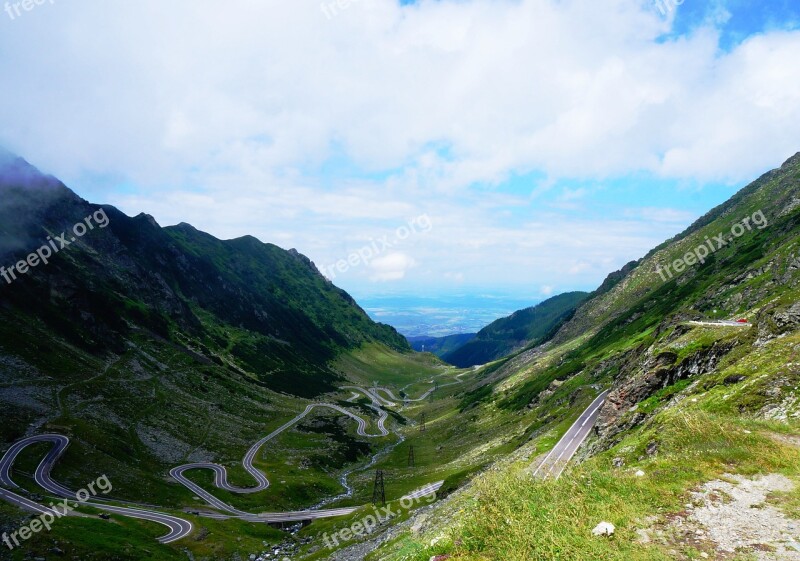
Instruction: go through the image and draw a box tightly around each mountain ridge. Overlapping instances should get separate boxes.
[370,154,800,561]
[0,152,409,397]
[442,291,589,367]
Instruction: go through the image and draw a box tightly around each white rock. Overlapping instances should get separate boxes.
[635,470,645,477]
[592,522,615,536]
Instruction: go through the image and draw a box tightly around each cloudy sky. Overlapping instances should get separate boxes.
[1,0,799,308]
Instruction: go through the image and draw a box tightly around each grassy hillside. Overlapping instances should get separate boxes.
[369,153,800,561]
[442,291,588,367]
[0,153,445,560]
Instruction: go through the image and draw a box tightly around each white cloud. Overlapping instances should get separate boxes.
[369,252,417,282]
[0,0,798,296]
[1,0,798,189]
[626,207,698,224]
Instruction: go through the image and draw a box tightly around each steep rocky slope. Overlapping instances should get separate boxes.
[368,153,800,561]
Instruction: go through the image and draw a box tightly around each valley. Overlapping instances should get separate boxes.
[1,152,800,561]
[3,2,800,559]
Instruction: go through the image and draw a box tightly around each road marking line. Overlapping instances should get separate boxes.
[534,391,608,479]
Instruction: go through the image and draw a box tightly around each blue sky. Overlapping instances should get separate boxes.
[1,0,799,329]
[668,0,800,49]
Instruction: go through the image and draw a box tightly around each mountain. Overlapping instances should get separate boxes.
[5,150,800,561]
[0,153,447,558]
[372,153,800,561]
[470,152,800,415]
[406,333,477,356]
[0,152,409,399]
[441,291,588,367]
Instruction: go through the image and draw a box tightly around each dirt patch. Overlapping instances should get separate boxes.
[768,432,800,449]
[662,474,800,560]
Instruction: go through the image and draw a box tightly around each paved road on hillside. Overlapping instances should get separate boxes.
[533,391,609,480]
[173,384,443,518]
[0,486,57,516]
[0,435,193,544]
[402,480,444,500]
[688,320,751,327]
[170,400,389,521]
[0,383,451,542]
[346,371,467,407]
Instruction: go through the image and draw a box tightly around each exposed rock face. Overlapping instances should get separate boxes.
[756,302,800,346]
[774,302,800,330]
[596,344,733,438]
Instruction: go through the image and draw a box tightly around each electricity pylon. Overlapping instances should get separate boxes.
[372,470,386,505]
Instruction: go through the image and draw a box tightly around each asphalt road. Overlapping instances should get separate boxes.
[0,434,193,544]
[170,399,389,521]
[171,384,447,520]
[347,371,466,407]
[0,486,56,516]
[402,481,444,500]
[688,320,752,327]
[0,382,453,542]
[533,390,609,480]
[341,385,398,407]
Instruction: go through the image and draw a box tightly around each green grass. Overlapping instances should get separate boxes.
[376,408,800,561]
[332,343,446,388]
[370,321,800,561]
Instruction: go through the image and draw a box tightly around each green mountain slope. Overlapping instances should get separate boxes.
[407,333,477,356]
[0,153,408,399]
[442,291,588,367]
[371,153,800,561]
[0,152,450,560]
[483,153,800,414]
[5,151,800,561]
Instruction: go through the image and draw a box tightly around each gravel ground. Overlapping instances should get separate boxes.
[672,473,800,560]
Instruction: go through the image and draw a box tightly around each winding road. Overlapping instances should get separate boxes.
[0,383,450,543]
[688,320,751,328]
[169,400,390,521]
[363,372,468,406]
[0,435,193,543]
